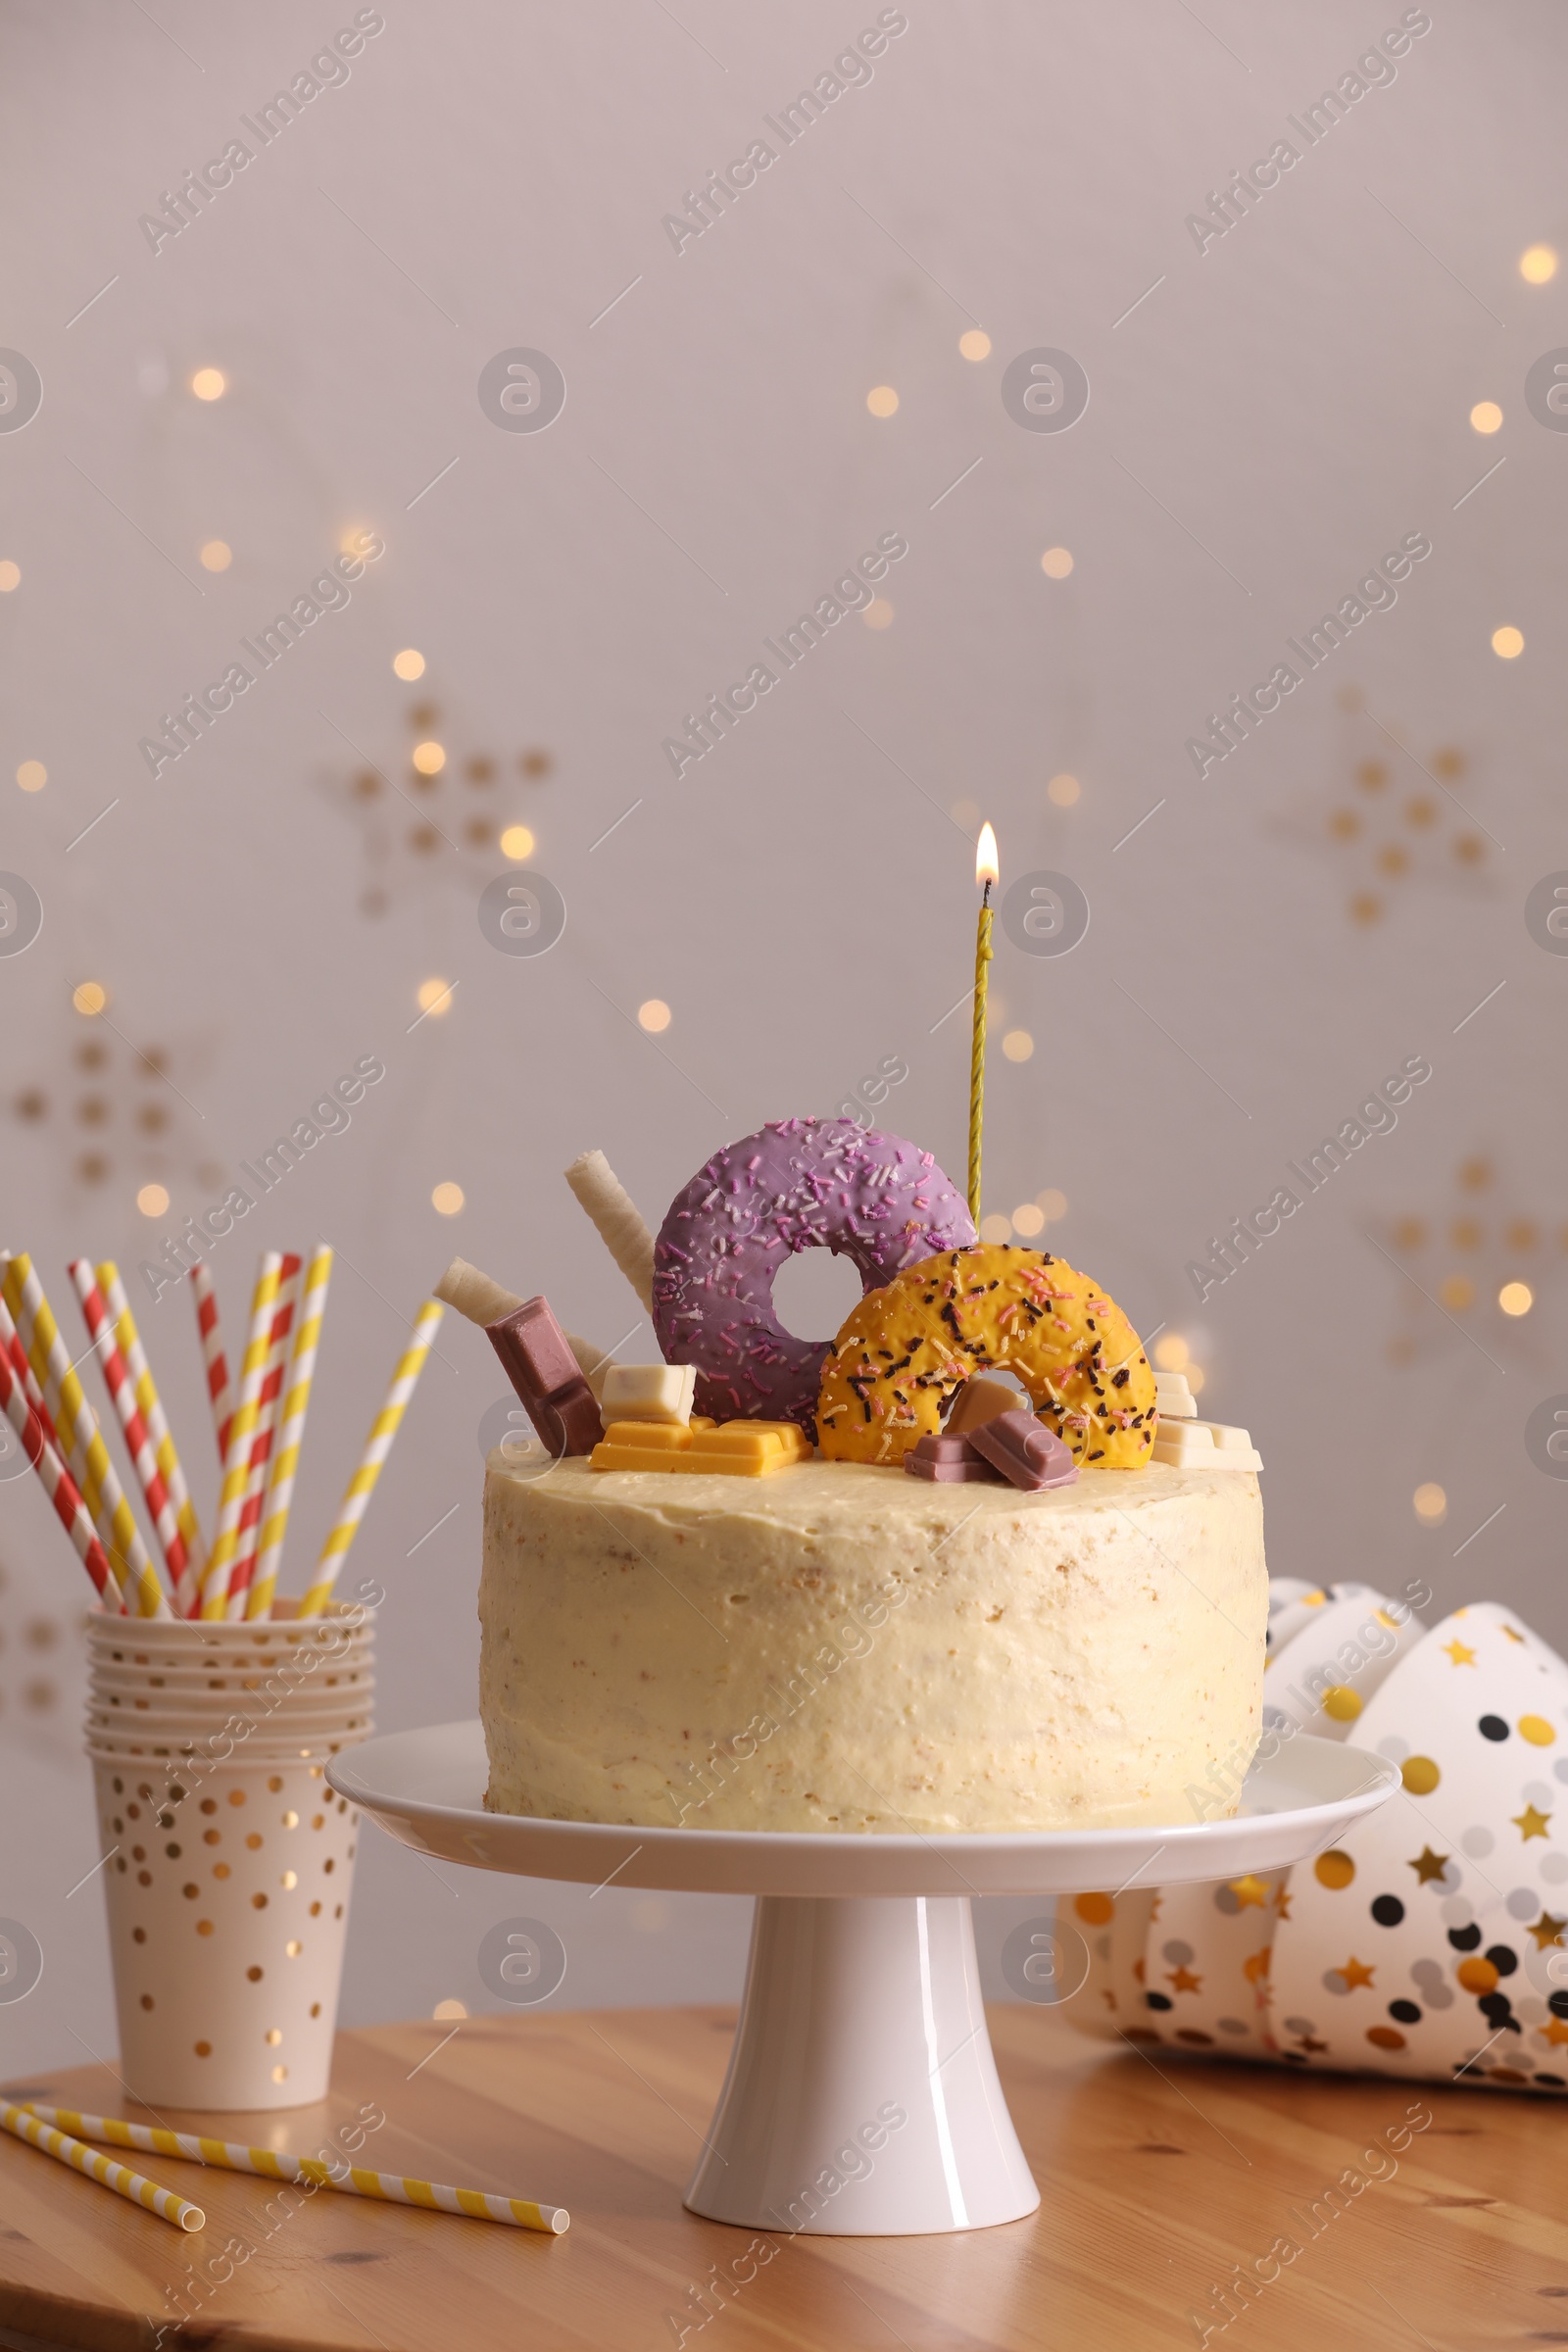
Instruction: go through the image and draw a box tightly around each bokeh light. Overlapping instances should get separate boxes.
[1469,401,1502,434]
[1040,547,1074,579]
[1413,1482,1447,1524]
[958,330,991,362]
[73,981,107,1015]
[1153,1336,1191,1372]
[412,740,446,774]
[1047,772,1080,807]
[199,540,231,571]
[136,1184,170,1218]
[863,600,894,629]
[1011,1202,1045,1237]
[431,1181,465,1215]
[1002,1029,1034,1062]
[393,649,425,681]
[638,999,671,1033]
[190,368,226,401]
[0,561,21,591]
[1520,244,1558,283]
[1492,626,1524,659]
[865,385,899,418]
[500,824,535,860]
[16,760,46,792]
[416,977,455,1017]
[979,1213,1012,1244]
[1498,1281,1533,1316]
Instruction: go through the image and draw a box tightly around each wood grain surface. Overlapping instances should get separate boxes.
[2,2007,1564,2350]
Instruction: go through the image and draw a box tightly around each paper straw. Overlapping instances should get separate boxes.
[297,1299,443,1618]
[71,1262,193,1607]
[0,1296,62,1454]
[564,1150,655,1309]
[1,2102,202,2231]
[19,2105,565,2234]
[189,1261,233,1465]
[247,1247,332,1621]
[0,1333,122,1610]
[198,1253,286,1620]
[224,1260,302,1619]
[97,1261,204,1607]
[1,1254,168,1618]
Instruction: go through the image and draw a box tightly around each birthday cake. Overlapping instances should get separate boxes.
[454,1118,1270,1836]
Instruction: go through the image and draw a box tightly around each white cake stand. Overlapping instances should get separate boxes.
[328,1725,1396,2238]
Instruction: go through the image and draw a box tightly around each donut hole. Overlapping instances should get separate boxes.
[941,1368,1031,1427]
[770,1246,866,1346]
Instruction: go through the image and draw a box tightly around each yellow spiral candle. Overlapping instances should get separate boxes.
[968,823,999,1227]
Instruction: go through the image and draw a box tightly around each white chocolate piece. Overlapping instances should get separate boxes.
[435,1257,522,1328]
[601,1362,696,1425]
[945,1375,1022,1435]
[564,1151,656,1311]
[1153,1372,1197,1420]
[1152,1418,1262,1473]
[434,1257,611,1401]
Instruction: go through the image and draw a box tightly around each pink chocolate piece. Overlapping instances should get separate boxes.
[904,1429,1004,1483]
[487,1296,604,1457]
[967,1409,1077,1492]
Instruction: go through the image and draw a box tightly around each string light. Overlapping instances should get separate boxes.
[637,1000,671,1033]
[412,741,446,774]
[1520,244,1558,284]
[416,978,455,1017]
[500,824,535,859]
[1469,402,1502,433]
[16,760,46,792]
[136,1184,170,1217]
[1040,547,1074,578]
[190,368,225,401]
[73,982,107,1015]
[393,649,425,681]
[958,330,991,361]
[1412,1482,1446,1523]
[431,1182,465,1215]
[1048,773,1080,807]
[865,386,899,418]
[199,541,231,571]
[1492,626,1524,659]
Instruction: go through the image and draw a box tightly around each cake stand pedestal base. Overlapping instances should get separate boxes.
[329,1720,1400,2240]
[685,1894,1036,2235]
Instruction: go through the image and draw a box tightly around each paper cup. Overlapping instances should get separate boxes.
[85,1603,374,2110]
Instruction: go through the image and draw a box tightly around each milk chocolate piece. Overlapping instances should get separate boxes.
[904,1430,1003,1483]
[967,1409,1077,1492]
[488,1295,604,1457]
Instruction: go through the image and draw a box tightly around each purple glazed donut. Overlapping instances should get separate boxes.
[652,1119,976,1435]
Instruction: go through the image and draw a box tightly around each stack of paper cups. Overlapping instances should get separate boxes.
[84,1602,374,2109]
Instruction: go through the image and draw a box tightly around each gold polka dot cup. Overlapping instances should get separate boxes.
[85,1603,373,2110]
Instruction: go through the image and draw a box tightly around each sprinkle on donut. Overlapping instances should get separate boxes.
[815,1243,1157,1468]
[652,1119,975,1434]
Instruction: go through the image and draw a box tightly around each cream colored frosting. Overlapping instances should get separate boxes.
[479,1455,1267,1835]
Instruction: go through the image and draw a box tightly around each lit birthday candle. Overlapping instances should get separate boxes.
[969,822,998,1227]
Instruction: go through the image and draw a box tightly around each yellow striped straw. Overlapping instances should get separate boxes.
[246,1245,332,1620]
[0,1254,168,1619]
[198,1252,283,1619]
[224,1257,301,1619]
[297,1298,443,1618]
[19,2104,565,2233]
[2,2102,203,2231]
[97,1260,206,1608]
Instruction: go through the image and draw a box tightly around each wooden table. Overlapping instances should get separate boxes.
[2,2008,1564,2350]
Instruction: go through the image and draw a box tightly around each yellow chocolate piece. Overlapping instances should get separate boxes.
[590,1420,695,1473]
[589,1415,810,1476]
[816,1244,1156,1470]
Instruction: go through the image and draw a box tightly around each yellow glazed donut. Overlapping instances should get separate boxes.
[816,1244,1156,1468]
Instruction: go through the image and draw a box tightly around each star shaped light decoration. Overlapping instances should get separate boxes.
[1380,1155,1560,1369]
[319,675,556,919]
[1407,1847,1450,1885]
[1512,1805,1551,1841]
[8,996,221,1210]
[1272,693,1496,929]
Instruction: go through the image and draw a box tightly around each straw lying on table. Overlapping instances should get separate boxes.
[1,2103,203,2231]
[4,1239,439,1622]
[18,2106,566,2233]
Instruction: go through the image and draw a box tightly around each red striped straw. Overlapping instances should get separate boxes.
[97,1262,204,1616]
[0,1328,122,1610]
[222,1258,301,1619]
[69,1263,193,1605]
[0,1298,62,1457]
[189,1263,233,1465]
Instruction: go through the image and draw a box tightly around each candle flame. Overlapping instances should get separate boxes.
[975,822,999,890]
